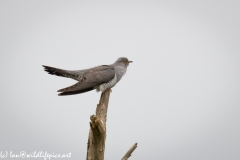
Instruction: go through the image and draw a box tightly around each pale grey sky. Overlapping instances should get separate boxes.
[0,0,240,160]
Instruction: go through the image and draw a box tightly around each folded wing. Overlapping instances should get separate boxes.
[58,65,115,96]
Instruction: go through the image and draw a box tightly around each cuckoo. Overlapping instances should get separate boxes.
[43,57,132,96]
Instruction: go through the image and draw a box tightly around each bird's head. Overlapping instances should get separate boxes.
[115,57,133,67]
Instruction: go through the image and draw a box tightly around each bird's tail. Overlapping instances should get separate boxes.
[42,65,79,79]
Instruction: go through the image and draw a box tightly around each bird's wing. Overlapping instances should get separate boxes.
[43,65,86,81]
[58,65,115,96]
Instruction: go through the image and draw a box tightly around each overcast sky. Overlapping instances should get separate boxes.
[0,0,240,160]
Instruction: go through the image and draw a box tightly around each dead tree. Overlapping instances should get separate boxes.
[86,89,137,160]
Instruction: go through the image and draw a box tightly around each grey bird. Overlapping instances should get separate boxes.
[43,57,132,96]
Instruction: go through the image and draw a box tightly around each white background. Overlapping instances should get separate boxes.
[0,0,240,159]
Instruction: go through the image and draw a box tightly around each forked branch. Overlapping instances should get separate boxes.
[86,89,138,160]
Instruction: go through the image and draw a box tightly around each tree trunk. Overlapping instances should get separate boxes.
[86,89,111,160]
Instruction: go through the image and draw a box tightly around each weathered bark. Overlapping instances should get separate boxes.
[86,89,111,160]
[121,143,138,160]
[86,89,137,160]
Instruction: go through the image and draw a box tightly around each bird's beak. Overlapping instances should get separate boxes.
[128,61,133,63]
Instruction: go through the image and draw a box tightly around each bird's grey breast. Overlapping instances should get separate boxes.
[114,65,127,82]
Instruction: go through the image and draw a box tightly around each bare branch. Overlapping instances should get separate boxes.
[121,143,138,160]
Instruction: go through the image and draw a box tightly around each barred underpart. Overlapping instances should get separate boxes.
[96,74,118,92]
